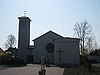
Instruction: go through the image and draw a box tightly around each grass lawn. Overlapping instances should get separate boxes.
[63,63,100,75]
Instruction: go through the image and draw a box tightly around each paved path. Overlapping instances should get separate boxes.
[0,64,64,75]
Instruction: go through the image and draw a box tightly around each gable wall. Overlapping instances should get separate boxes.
[33,32,62,64]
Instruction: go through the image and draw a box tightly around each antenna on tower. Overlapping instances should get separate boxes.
[24,11,26,16]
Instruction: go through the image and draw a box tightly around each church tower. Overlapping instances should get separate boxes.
[18,15,31,63]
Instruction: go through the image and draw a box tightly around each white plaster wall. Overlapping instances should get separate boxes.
[54,38,80,66]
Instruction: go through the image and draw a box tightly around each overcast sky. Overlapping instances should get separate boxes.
[0,0,100,50]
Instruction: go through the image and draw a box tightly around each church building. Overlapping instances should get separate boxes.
[17,15,80,67]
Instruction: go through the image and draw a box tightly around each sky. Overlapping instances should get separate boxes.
[0,0,100,50]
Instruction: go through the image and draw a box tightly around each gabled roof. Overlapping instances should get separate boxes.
[33,30,63,41]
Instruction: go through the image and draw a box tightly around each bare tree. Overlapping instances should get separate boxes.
[86,35,94,53]
[74,20,94,54]
[4,34,16,49]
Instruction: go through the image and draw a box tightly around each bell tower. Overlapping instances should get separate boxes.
[18,14,31,63]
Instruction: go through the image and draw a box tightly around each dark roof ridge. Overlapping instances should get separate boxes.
[54,37,80,40]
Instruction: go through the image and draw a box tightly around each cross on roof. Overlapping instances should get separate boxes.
[24,11,26,16]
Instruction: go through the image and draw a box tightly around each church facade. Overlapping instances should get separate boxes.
[33,31,63,64]
[32,31,80,66]
[17,16,80,67]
